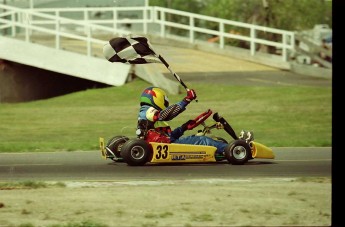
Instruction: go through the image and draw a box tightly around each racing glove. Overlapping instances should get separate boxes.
[181,120,197,131]
[183,89,197,103]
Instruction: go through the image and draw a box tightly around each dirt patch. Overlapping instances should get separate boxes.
[0,178,331,227]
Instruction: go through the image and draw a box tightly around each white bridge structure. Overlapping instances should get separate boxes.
[0,3,296,97]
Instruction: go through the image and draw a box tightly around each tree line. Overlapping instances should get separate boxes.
[149,0,332,31]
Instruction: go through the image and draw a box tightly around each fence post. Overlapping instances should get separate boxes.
[282,33,287,61]
[250,26,256,56]
[24,12,30,42]
[160,9,165,37]
[11,11,16,37]
[83,10,89,35]
[113,8,117,34]
[55,11,60,50]
[86,25,91,56]
[219,21,224,49]
[189,15,194,43]
[143,7,147,34]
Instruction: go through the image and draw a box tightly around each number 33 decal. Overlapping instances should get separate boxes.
[156,145,168,159]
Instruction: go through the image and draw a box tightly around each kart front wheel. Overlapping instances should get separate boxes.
[225,140,252,165]
[121,139,151,166]
[106,136,129,162]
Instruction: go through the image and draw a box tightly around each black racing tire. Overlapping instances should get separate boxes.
[106,136,129,162]
[120,139,151,166]
[224,140,252,165]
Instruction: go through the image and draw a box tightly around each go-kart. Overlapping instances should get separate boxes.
[99,109,275,166]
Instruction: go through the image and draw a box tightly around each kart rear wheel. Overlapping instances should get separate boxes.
[106,136,129,162]
[225,140,252,165]
[121,139,151,166]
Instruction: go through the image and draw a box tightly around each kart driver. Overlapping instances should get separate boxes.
[136,86,228,156]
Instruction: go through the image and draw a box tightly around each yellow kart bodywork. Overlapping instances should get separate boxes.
[149,142,217,163]
[249,141,275,159]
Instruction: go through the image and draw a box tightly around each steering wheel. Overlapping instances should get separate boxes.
[187,109,212,130]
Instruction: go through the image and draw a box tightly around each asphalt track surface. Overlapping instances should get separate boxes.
[0,147,331,182]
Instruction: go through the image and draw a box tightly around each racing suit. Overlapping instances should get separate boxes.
[136,100,228,155]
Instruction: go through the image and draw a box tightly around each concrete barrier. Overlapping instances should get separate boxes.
[0,37,130,86]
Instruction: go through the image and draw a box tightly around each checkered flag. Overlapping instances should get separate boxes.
[103,35,191,92]
[103,35,161,64]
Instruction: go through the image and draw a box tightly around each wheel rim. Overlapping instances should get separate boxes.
[130,145,146,160]
[233,145,247,160]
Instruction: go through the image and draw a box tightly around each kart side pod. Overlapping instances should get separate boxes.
[249,141,275,159]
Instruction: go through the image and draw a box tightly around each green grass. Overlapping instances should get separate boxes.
[0,78,331,152]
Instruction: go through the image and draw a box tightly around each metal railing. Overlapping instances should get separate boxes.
[0,4,131,57]
[0,3,295,61]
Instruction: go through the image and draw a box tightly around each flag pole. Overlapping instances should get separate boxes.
[156,55,188,90]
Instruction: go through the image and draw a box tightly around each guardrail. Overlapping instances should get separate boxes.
[153,7,295,61]
[0,3,295,62]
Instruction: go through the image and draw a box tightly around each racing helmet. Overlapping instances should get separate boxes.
[140,87,169,110]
